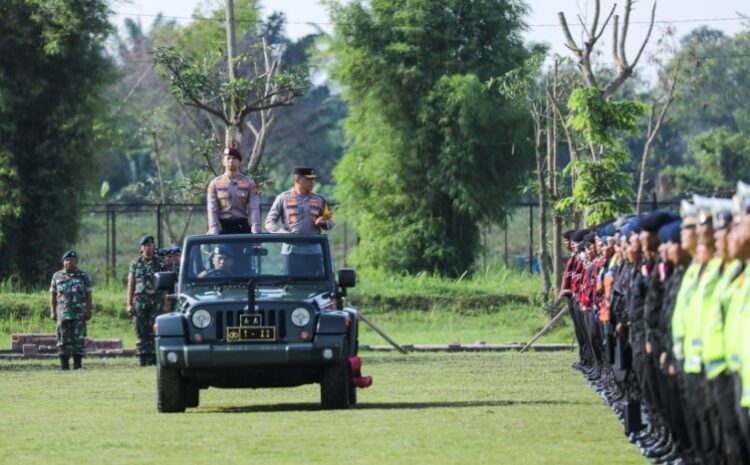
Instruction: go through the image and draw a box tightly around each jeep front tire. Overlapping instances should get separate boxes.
[157,364,186,413]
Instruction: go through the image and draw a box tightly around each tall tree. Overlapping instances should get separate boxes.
[327,0,532,276]
[0,0,112,285]
[153,0,309,175]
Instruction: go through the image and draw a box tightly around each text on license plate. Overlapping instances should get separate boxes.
[226,326,276,342]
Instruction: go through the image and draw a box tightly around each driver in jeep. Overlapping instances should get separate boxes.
[198,246,234,278]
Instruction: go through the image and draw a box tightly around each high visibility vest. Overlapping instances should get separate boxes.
[683,258,723,374]
[724,265,750,372]
[702,259,742,379]
[671,262,701,364]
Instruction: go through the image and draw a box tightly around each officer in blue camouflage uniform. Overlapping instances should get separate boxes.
[127,235,166,366]
[207,147,261,235]
[49,250,93,370]
[265,166,333,276]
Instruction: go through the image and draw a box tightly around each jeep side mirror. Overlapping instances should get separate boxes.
[338,268,356,289]
[154,272,177,290]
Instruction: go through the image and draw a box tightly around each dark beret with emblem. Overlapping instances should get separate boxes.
[61,250,77,262]
[293,166,317,179]
[139,235,155,246]
[223,147,242,161]
[211,245,233,257]
[639,211,679,234]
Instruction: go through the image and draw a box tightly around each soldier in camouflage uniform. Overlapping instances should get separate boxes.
[49,250,93,370]
[127,235,166,366]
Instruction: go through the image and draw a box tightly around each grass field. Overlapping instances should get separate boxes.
[0,352,644,465]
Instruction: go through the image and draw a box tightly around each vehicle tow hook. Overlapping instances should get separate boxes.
[348,356,373,388]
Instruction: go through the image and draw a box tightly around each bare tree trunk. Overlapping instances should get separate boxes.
[533,115,551,298]
[225,0,241,148]
[636,61,680,213]
[151,131,180,245]
[549,61,563,292]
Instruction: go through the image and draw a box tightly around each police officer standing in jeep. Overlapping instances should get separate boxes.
[265,166,333,276]
[265,166,333,235]
[206,147,261,235]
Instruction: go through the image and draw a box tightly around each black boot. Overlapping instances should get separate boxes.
[138,354,148,367]
[59,355,70,371]
[73,355,83,370]
[148,354,157,366]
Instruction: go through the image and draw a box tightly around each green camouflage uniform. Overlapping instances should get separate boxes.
[129,255,165,355]
[50,269,93,356]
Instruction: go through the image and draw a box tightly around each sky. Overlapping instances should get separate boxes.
[108,0,749,80]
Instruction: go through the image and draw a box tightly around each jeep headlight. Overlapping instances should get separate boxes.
[191,309,212,329]
[291,307,311,327]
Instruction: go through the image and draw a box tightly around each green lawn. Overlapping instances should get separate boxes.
[0,352,643,465]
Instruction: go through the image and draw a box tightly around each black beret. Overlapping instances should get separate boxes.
[571,229,592,243]
[639,211,679,233]
[139,235,155,246]
[61,250,77,262]
[562,229,576,240]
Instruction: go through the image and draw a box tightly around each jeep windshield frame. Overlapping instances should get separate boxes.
[179,234,334,288]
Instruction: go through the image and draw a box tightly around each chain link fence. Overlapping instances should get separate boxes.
[74,197,681,284]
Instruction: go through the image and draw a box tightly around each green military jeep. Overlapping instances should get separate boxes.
[153,234,371,413]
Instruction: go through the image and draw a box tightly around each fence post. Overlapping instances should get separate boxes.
[651,192,658,212]
[111,209,117,280]
[343,221,348,268]
[504,211,508,267]
[105,204,110,285]
[528,205,534,274]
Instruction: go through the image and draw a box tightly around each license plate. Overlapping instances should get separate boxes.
[226,326,275,342]
[240,314,262,327]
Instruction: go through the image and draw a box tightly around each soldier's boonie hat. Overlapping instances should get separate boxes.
[658,220,681,244]
[693,195,713,225]
[61,250,77,262]
[640,211,679,234]
[223,147,242,161]
[711,198,734,230]
[139,235,155,246]
[680,200,698,228]
[293,166,317,179]
[211,245,233,257]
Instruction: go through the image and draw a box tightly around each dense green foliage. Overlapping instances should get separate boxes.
[558,88,646,223]
[327,0,532,276]
[655,26,750,196]
[0,0,112,286]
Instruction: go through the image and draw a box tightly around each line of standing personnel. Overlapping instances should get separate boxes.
[562,182,750,465]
